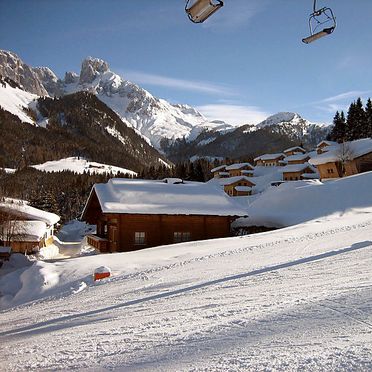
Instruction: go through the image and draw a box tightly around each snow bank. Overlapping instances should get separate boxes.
[235,171,372,228]
[57,219,96,243]
[0,260,59,308]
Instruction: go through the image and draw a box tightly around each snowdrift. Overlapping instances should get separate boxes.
[235,171,372,228]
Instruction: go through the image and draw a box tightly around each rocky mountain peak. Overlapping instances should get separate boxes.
[79,57,109,85]
[33,66,59,96]
[64,71,79,84]
[0,49,48,96]
[257,112,299,128]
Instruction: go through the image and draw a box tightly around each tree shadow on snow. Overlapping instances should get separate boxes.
[1,241,371,339]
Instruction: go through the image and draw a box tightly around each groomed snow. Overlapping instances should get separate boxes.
[32,157,137,176]
[0,197,371,370]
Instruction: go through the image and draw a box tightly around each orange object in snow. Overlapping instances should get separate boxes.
[94,272,111,281]
[94,266,111,281]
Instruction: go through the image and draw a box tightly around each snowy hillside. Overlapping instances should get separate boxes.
[1,173,372,370]
[61,57,234,148]
[0,78,37,124]
[32,157,137,176]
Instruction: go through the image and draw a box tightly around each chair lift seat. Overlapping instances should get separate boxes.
[302,1,336,44]
[185,0,224,23]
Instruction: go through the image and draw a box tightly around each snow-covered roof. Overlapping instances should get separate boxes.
[254,153,284,161]
[210,165,226,173]
[218,176,255,186]
[284,153,310,162]
[283,146,306,154]
[310,139,372,166]
[234,186,252,192]
[241,170,254,174]
[218,171,230,176]
[0,199,60,226]
[0,220,47,242]
[225,162,254,171]
[89,179,247,217]
[317,140,337,148]
[281,163,315,173]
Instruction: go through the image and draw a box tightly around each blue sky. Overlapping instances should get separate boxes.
[1,0,372,125]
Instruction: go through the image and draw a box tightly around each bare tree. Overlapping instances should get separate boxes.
[0,200,28,248]
[336,142,355,177]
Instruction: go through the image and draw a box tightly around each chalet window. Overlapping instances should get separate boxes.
[327,169,334,174]
[134,232,146,245]
[174,232,191,243]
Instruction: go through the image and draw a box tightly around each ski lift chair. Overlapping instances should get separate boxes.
[185,0,224,23]
[302,0,336,44]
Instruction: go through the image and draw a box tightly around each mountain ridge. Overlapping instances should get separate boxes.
[0,49,329,159]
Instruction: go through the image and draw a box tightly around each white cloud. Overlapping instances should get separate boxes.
[314,90,372,114]
[321,91,372,104]
[122,71,234,96]
[196,104,269,126]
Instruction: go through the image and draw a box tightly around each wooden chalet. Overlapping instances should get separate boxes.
[254,153,285,167]
[310,139,372,179]
[218,176,256,197]
[82,178,246,253]
[283,146,306,157]
[0,200,59,254]
[210,165,227,178]
[316,140,337,155]
[281,163,317,181]
[284,153,310,165]
[225,163,254,177]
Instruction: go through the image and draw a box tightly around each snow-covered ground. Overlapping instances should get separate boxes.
[32,157,137,176]
[0,80,37,124]
[1,173,372,370]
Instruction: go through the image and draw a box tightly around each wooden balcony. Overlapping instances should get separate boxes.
[87,235,109,253]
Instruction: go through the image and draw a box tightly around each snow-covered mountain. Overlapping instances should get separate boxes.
[0,50,328,154]
[59,56,234,148]
[256,112,328,141]
[0,50,234,149]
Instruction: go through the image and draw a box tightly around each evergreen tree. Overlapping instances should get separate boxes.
[328,111,346,143]
[346,98,366,141]
[365,98,372,138]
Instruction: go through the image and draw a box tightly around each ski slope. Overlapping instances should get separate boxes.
[1,210,372,370]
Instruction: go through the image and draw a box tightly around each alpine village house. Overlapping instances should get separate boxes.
[0,199,60,255]
[82,178,246,253]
